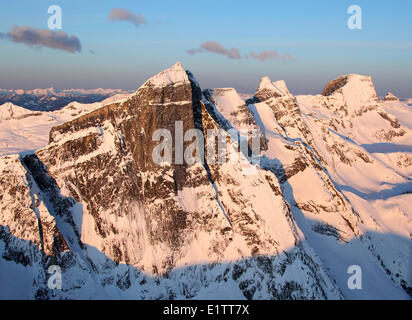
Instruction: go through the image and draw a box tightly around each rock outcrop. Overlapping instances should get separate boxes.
[384,92,400,102]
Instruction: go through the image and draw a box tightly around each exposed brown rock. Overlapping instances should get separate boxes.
[322,76,348,96]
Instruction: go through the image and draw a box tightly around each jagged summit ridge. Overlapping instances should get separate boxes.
[256,76,284,101]
[256,76,290,97]
[245,76,291,105]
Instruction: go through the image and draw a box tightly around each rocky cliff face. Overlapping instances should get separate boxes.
[0,63,411,299]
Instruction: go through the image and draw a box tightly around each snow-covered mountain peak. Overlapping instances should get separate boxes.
[322,74,378,115]
[139,61,189,90]
[272,80,291,96]
[0,102,38,121]
[384,92,400,102]
[31,87,57,96]
[127,62,195,109]
[208,87,243,103]
[250,76,290,103]
[257,77,290,95]
[258,76,274,91]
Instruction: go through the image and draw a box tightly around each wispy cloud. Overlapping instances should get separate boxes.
[250,50,295,62]
[0,26,81,53]
[108,8,147,27]
[187,41,243,60]
[187,41,295,62]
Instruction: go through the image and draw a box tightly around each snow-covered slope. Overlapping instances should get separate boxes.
[0,64,410,300]
[0,95,130,156]
[293,75,412,298]
[0,102,41,121]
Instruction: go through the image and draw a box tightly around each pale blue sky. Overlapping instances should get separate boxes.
[0,0,411,97]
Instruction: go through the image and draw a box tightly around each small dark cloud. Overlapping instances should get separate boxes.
[108,8,147,27]
[187,41,243,60]
[0,25,81,53]
[250,50,295,62]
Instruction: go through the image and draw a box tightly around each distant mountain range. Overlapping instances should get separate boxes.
[0,88,130,111]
